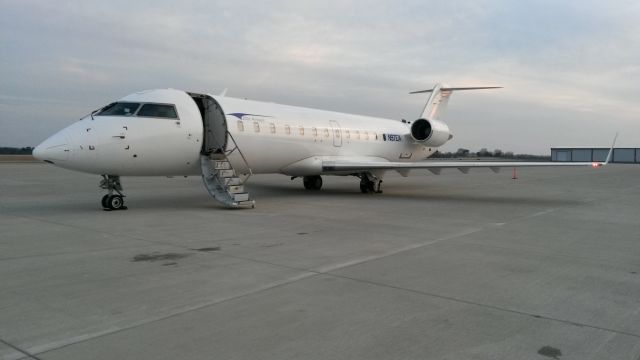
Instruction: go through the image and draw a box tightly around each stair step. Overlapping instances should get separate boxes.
[233,193,250,202]
[236,200,255,208]
[223,177,243,186]
[227,185,244,193]
[214,161,232,170]
[218,169,235,178]
[209,153,226,160]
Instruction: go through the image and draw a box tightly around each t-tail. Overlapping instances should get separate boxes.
[408,84,502,147]
[410,84,503,120]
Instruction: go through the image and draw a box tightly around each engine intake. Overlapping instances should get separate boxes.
[410,118,451,147]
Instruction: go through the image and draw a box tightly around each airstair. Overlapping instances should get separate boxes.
[200,131,255,208]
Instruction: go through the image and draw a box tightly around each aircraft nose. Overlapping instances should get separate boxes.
[33,129,71,163]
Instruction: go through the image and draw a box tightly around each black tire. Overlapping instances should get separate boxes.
[311,176,322,190]
[303,176,313,190]
[360,178,374,193]
[360,182,369,193]
[303,176,322,190]
[108,195,124,210]
[101,194,109,208]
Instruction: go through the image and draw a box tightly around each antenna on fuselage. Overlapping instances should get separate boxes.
[219,88,228,97]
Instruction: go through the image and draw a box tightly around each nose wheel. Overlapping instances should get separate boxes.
[99,175,127,210]
[101,194,125,210]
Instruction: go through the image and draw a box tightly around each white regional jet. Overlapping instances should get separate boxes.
[33,84,612,210]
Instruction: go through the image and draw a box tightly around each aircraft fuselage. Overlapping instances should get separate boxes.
[34,89,435,177]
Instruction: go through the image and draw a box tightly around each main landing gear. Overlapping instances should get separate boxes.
[359,173,383,194]
[296,174,382,193]
[99,175,127,211]
[303,175,323,190]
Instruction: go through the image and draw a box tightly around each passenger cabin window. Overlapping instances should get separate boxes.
[137,104,178,119]
[364,131,369,140]
[285,125,291,135]
[324,129,330,138]
[97,102,140,116]
[299,126,304,136]
[354,130,360,140]
[237,121,244,132]
[253,121,260,132]
[345,130,350,139]
[269,123,276,134]
[312,128,318,137]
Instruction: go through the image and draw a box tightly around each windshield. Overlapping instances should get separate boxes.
[137,104,178,119]
[97,102,141,116]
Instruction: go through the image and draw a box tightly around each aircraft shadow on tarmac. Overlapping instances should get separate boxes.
[4,182,581,213]
[245,182,582,207]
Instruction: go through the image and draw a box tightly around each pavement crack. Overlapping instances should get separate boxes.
[22,227,483,358]
[0,337,43,360]
[323,272,640,340]
[28,271,317,357]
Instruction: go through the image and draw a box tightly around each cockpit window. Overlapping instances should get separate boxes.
[94,102,178,119]
[97,102,141,116]
[137,104,178,119]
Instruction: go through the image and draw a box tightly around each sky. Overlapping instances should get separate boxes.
[1,0,638,154]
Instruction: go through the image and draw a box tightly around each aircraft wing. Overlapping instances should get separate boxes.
[323,135,616,175]
[322,158,605,175]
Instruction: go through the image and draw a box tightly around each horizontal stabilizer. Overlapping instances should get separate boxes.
[411,83,502,120]
[409,86,502,94]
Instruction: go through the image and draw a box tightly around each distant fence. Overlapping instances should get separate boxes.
[551,148,639,163]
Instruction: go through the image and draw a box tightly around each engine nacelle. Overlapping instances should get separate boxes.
[410,118,451,147]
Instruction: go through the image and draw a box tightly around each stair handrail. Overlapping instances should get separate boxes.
[225,130,253,177]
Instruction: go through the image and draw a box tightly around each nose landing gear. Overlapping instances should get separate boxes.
[100,175,127,210]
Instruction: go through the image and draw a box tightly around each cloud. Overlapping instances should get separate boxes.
[0,0,638,152]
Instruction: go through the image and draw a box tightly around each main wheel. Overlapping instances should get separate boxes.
[360,178,374,193]
[107,195,124,210]
[360,182,369,193]
[101,194,109,208]
[303,176,323,190]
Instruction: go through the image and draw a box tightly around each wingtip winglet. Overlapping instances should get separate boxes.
[603,132,619,165]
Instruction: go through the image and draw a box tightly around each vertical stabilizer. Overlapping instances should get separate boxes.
[420,83,450,120]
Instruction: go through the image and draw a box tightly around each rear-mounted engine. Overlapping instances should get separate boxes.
[410,118,452,147]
